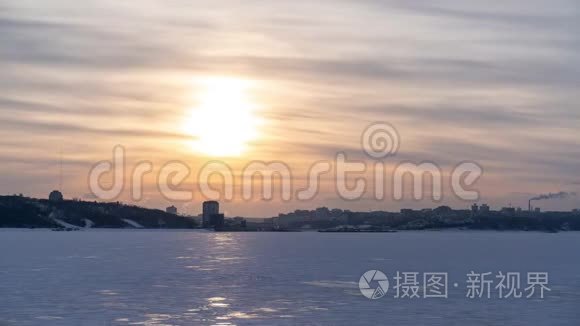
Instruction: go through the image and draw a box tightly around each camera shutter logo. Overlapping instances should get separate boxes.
[359,270,390,299]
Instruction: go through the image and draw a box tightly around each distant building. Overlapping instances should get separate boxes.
[330,208,344,217]
[501,207,516,216]
[166,205,177,215]
[315,207,331,220]
[49,190,63,202]
[471,203,479,214]
[434,206,453,215]
[203,201,219,228]
[400,209,420,220]
[535,207,541,213]
[210,213,225,228]
[480,204,490,214]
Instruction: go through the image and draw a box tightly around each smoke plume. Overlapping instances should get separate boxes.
[530,191,577,201]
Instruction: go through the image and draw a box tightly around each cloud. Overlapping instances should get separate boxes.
[0,117,193,140]
[389,1,578,30]
[0,0,579,212]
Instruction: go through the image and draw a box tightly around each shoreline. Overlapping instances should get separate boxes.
[0,227,574,234]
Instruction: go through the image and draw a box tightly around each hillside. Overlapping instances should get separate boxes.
[0,196,197,229]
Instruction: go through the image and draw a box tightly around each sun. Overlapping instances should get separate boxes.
[184,76,262,157]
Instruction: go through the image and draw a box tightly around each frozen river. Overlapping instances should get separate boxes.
[0,230,578,325]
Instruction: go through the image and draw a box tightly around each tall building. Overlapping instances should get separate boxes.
[202,201,219,228]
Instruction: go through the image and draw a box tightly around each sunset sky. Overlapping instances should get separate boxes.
[1,0,579,216]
